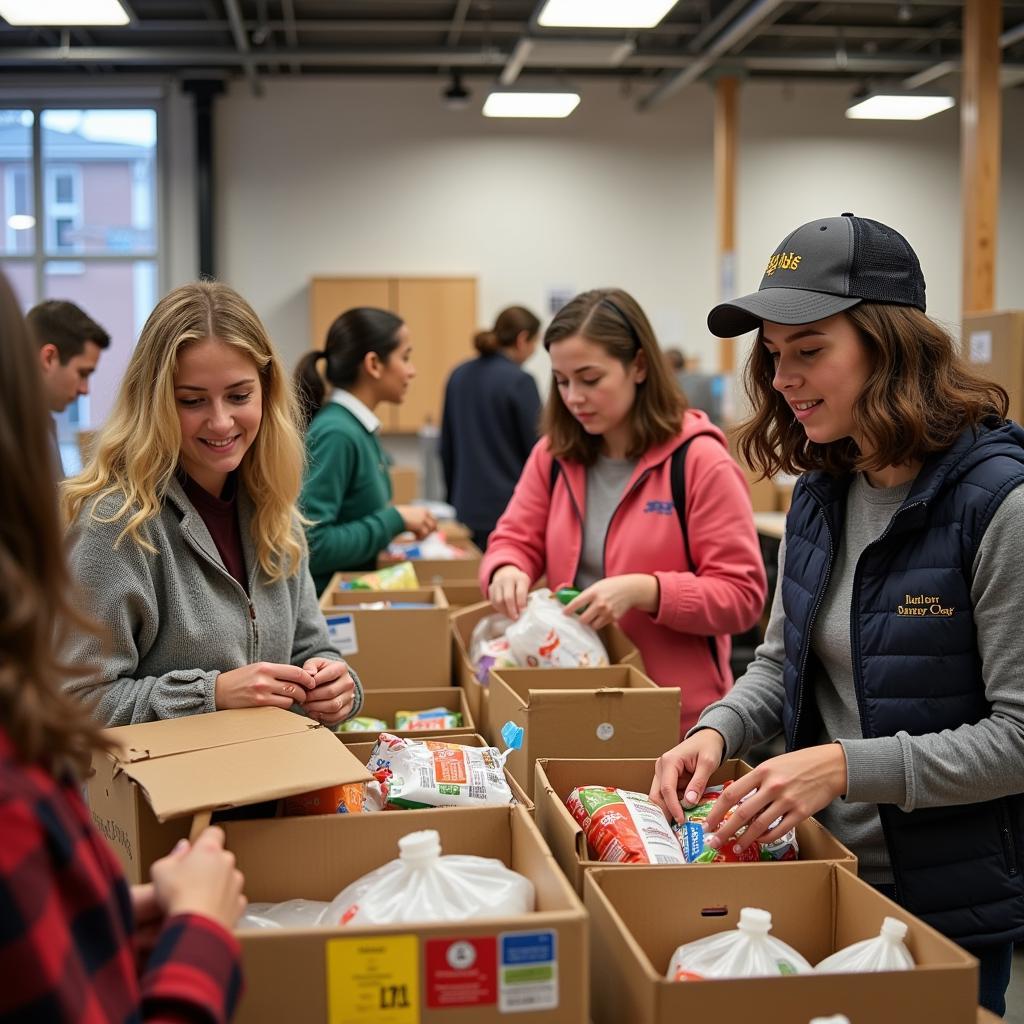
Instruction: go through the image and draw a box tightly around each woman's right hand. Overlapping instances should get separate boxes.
[150,827,246,932]
[214,662,315,711]
[649,729,726,824]
[489,565,530,621]
[395,505,436,540]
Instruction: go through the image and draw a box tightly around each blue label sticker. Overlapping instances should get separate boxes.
[498,930,557,1013]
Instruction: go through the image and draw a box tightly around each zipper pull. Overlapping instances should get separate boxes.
[248,599,259,651]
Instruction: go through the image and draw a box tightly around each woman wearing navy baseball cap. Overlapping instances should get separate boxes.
[652,213,1024,1015]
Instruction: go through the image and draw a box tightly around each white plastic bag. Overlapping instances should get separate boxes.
[815,916,914,973]
[809,1017,852,1024]
[323,829,534,927]
[469,612,517,683]
[505,588,609,669]
[237,899,331,930]
[666,907,813,981]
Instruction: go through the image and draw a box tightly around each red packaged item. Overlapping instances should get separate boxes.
[566,786,686,865]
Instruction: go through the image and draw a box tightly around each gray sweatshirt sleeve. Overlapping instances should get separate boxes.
[842,483,1024,810]
[65,509,218,726]
[688,535,788,758]
[290,551,365,719]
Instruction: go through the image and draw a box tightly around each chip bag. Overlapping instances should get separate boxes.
[334,715,389,734]
[346,561,419,590]
[567,786,686,865]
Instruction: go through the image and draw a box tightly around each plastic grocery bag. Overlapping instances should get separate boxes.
[666,907,813,981]
[505,588,608,669]
[364,732,518,809]
[323,828,534,927]
[237,899,331,930]
[815,917,914,973]
[469,612,517,684]
[567,786,686,865]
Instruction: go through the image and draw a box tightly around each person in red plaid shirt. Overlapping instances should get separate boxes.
[0,269,246,1023]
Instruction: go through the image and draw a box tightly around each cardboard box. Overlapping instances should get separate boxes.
[535,758,856,895]
[451,601,646,733]
[87,708,372,884]
[441,580,487,611]
[489,668,680,800]
[381,537,484,584]
[585,860,976,1024]
[344,733,534,812]
[389,464,420,504]
[963,310,1024,422]
[227,805,588,1024]
[318,586,452,689]
[336,686,474,742]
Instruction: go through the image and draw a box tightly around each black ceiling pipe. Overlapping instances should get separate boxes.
[181,79,226,278]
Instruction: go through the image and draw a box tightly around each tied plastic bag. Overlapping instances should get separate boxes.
[567,786,686,865]
[671,783,799,863]
[394,707,463,731]
[815,917,914,974]
[469,613,517,684]
[667,907,813,981]
[238,899,331,930]
[324,828,534,927]
[365,732,517,810]
[505,588,609,669]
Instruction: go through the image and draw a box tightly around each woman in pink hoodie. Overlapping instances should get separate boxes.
[481,288,767,734]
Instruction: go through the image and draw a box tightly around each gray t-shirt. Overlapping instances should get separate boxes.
[575,455,637,590]
[693,475,1024,884]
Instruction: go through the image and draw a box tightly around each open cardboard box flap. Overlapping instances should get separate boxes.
[104,708,372,822]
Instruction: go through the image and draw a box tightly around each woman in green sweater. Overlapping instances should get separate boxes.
[295,308,435,593]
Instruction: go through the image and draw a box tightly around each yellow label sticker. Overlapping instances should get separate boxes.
[326,934,420,1024]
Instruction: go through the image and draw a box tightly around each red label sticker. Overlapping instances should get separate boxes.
[425,936,498,1008]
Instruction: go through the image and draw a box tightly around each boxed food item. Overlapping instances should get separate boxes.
[226,805,588,1023]
[534,758,855,895]
[334,687,475,743]
[489,667,680,799]
[87,708,372,883]
[318,584,451,689]
[451,601,646,733]
[585,861,977,1024]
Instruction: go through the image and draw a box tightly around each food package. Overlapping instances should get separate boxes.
[344,561,420,590]
[365,732,516,810]
[567,786,686,865]
[505,588,608,669]
[387,531,468,561]
[469,612,517,683]
[394,707,463,731]
[666,907,813,981]
[237,899,331,929]
[283,781,365,816]
[672,783,798,863]
[334,715,389,734]
[815,917,914,973]
[323,828,534,926]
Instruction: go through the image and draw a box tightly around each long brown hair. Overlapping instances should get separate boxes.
[0,272,107,778]
[474,305,540,356]
[541,288,685,465]
[737,303,1009,477]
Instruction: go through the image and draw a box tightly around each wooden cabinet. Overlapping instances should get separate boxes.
[309,276,477,433]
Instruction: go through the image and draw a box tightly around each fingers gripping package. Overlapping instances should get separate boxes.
[365,732,518,810]
[567,786,687,865]
[673,783,799,863]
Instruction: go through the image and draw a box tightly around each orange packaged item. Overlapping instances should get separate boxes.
[283,781,365,816]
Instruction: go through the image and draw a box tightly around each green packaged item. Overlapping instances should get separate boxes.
[554,587,580,605]
[334,716,388,733]
[394,707,463,731]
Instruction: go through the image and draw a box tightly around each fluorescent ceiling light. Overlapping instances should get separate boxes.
[7,214,34,230]
[0,0,129,26]
[538,0,679,29]
[845,93,954,120]
[483,92,581,118]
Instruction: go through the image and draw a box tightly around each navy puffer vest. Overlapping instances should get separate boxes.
[782,419,1024,946]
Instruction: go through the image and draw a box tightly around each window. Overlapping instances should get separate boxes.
[0,106,161,442]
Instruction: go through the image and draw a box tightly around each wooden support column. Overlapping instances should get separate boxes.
[960,0,1001,313]
[714,76,739,371]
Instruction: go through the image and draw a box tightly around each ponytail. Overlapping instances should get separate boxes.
[474,305,541,357]
[293,350,328,433]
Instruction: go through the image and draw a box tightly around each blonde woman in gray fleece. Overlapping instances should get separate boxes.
[62,281,363,729]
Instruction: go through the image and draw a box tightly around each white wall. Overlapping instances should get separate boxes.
[169,76,1024,389]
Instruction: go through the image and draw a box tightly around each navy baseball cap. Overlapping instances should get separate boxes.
[707,213,927,338]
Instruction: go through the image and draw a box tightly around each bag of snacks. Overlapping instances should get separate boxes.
[394,707,463,731]
[334,716,388,734]
[345,561,419,590]
[567,786,686,865]
[469,612,517,684]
